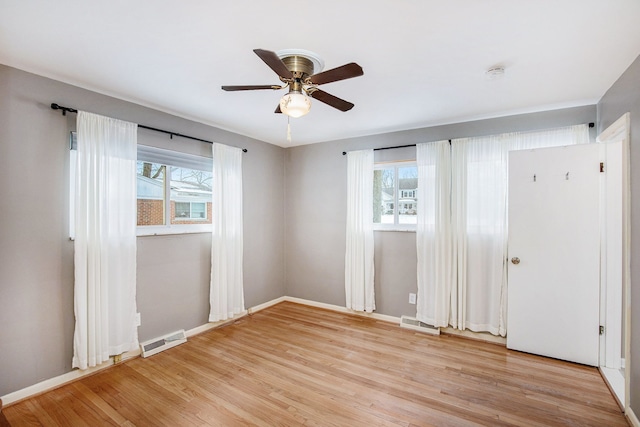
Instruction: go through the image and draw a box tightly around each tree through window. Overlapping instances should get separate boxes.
[373,162,417,229]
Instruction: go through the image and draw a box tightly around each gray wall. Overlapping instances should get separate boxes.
[0,65,285,396]
[1,59,617,404]
[597,54,640,415]
[284,106,596,318]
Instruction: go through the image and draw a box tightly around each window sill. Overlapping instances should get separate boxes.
[373,226,416,233]
[137,224,212,236]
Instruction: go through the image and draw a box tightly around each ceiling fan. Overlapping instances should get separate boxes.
[221,49,364,118]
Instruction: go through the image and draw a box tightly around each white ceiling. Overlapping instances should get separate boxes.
[1,1,639,147]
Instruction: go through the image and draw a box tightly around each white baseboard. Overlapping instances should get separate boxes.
[0,297,286,406]
[186,316,240,337]
[283,297,506,345]
[283,296,400,324]
[1,362,111,406]
[628,407,640,427]
[249,296,287,314]
[599,366,625,410]
[440,327,507,345]
[186,297,286,338]
[0,295,532,407]
[1,347,139,406]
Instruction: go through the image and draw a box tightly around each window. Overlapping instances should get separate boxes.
[70,136,214,237]
[175,202,207,220]
[373,161,417,230]
[136,145,213,235]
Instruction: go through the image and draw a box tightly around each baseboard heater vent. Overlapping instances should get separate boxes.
[400,316,440,336]
[140,329,187,358]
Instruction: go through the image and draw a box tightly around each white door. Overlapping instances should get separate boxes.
[507,144,600,366]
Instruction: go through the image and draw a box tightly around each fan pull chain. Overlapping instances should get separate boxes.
[287,116,292,143]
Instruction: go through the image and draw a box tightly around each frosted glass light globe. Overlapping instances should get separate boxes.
[280,92,311,118]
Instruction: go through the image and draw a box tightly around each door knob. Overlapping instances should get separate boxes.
[511,257,520,265]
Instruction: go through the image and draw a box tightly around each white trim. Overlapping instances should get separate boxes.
[137,144,212,171]
[1,362,112,406]
[599,366,625,409]
[284,297,505,345]
[0,295,507,407]
[0,298,284,406]
[248,296,286,314]
[186,297,286,338]
[373,161,418,230]
[373,225,416,232]
[137,224,212,236]
[440,327,507,345]
[121,347,142,361]
[597,112,632,411]
[627,407,640,427]
[597,114,630,142]
[283,296,400,324]
[0,347,140,406]
[185,317,239,338]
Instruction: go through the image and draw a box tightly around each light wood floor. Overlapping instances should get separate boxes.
[3,302,628,426]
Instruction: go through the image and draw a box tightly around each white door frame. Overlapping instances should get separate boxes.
[596,113,631,410]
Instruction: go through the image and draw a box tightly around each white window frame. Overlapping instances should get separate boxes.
[136,145,213,236]
[69,135,213,238]
[374,160,417,232]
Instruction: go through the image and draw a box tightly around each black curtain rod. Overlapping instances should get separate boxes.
[342,122,596,155]
[50,103,248,153]
[342,143,421,156]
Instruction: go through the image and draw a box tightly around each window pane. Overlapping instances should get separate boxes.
[191,202,206,219]
[398,166,417,224]
[137,161,166,226]
[175,202,190,219]
[374,168,395,224]
[170,166,212,224]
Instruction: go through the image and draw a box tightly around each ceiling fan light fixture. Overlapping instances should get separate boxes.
[279,92,311,118]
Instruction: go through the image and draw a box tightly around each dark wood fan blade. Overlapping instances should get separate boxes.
[309,89,354,112]
[309,63,363,85]
[221,85,282,91]
[275,104,282,114]
[254,49,293,79]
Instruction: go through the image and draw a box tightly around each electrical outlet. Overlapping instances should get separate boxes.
[135,312,141,326]
[409,293,416,304]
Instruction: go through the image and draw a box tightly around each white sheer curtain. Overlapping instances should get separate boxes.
[73,111,138,370]
[345,149,375,312]
[451,134,507,335]
[451,124,589,336]
[209,143,245,322]
[416,141,452,327]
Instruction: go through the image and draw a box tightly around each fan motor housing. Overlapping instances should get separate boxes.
[281,55,315,77]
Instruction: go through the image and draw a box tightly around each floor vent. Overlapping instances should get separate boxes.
[140,329,187,358]
[400,316,440,335]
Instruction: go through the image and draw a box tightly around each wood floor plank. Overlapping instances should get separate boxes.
[3,302,628,426]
